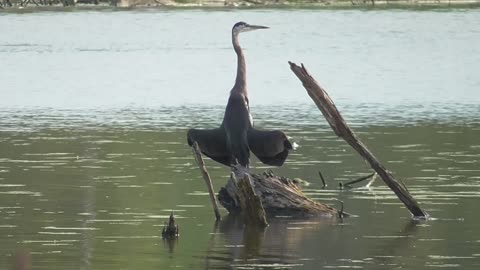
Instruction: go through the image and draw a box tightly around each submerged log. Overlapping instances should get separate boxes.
[289,61,428,218]
[218,167,340,218]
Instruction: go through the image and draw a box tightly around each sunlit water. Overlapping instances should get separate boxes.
[1,8,480,270]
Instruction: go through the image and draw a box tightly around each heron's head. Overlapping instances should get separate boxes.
[232,21,269,36]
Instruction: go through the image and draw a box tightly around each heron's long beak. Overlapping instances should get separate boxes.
[247,24,269,30]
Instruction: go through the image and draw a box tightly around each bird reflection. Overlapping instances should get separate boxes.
[203,215,336,269]
[13,248,31,270]
[163,237,178,254]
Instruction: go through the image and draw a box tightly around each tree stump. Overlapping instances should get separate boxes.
[162,211,179,238]
[218,167,341,219]
[229,167,269,227]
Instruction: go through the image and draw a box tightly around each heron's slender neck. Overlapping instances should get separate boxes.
[231,32,247,95]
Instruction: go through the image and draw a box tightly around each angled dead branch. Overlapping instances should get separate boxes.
[289,61,428,218]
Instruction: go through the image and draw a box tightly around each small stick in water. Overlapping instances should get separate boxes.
[192,142,221,220]
[337,200,345,220]
[318,170,327,189]
[343,172,376,188]
[365,173,377,188]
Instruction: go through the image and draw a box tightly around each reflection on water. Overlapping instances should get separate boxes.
[1,104,480,269]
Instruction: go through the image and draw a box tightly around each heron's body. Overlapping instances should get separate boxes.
[223,92,252,166]
[188,22,292,168]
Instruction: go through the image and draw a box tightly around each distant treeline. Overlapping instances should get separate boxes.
[1,0,112,7]
[1,0,479,8]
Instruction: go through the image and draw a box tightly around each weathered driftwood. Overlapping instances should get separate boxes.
[289,61,428,218]
[230,167,268,227]
[191,142,221,220]
[218,167,340,218]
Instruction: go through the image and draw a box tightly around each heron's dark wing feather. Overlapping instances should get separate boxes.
[187,128,231,166]
[247,128,292,166]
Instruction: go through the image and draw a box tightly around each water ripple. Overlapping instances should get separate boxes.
[1,103,479,132]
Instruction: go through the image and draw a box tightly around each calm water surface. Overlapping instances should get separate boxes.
[1,8,480,270]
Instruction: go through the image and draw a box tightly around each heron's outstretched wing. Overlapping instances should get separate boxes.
[247,128,292,166]
[187,128,231,166]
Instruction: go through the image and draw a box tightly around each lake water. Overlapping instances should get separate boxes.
[1,8,480,270]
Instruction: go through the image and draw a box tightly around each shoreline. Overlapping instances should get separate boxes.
[1,0,480,10]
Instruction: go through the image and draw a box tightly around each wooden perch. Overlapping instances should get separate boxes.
[218,168,341,219]
[192,143,341,224]
[289,61,428,218]
[192,142,221,220]
[231,167,268,227]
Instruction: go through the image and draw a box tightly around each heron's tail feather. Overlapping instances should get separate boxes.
[187,128,231,166]
[247,129,293,166]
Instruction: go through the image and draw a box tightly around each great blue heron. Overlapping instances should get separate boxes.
[187,21,293,168]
